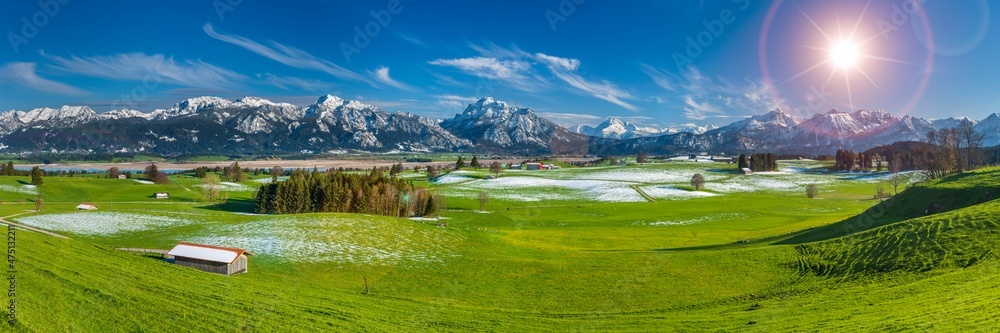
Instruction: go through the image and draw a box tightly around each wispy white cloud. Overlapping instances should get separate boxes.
[434,94,479,108]
[682,95,726,120]
[536,53,637,111]
[395,31,426,47]
[536,53,580,71]
[256,73,329,91]
[0,62,87,95]
[536,112,604,127]
[203,23,368,84]
[368,66,411,90]
[643,65,786,120]
[429,43,635,110]
[47,53,244,89]
[429,57,530,81]
[639,64,675,92]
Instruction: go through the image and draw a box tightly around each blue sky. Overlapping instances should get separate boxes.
[1,0,997,127]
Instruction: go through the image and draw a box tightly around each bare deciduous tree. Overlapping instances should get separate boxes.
[691,173,706,191]
[956,118,985,172]
[477,191,489,211]
[203,174,222,203]
[489,162,503,178]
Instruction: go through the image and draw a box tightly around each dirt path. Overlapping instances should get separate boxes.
[0,212,70,239]
[630,185,656,202]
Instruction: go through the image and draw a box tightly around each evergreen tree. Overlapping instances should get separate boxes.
[455,156,465,170]
[30,166,43,186]
[231,162,246,182]
[737,154,748,169]
[470,156,480,169]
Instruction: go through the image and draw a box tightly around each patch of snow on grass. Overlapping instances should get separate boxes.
[189,216,463,265]
[15,212,193,236]
[433,173,473,184]
[253,176,288,184]
[0,185,38,195]
[132,179,154,184]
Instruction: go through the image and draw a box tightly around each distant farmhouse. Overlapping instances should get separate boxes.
[154,192,169,199]
[117,175,127,180]
[76,203,98,210]
[522,162,559,170]
[167,242,250,275]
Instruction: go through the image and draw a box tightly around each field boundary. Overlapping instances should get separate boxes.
[0,212,70,239]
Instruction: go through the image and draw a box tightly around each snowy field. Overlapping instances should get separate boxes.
[253,176,288,184]
[440,176,647,202]
[433,161,896,202]
[188,216,464,265]
[15,212,194,236]
[0,184,37,195]
[199,182,255,191]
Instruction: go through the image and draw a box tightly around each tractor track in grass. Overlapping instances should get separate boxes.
[0,212,70,239]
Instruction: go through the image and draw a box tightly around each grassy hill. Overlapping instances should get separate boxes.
[4,163,1000,331]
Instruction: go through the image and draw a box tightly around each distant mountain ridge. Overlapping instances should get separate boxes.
[0,95,996,155]
[570,117,718,139]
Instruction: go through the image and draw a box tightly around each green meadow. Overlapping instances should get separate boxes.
[2,160,999,331]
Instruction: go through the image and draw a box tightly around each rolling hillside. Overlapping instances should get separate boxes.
[5,165,1000,331]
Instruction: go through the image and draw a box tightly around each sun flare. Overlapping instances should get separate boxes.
[829,39,860,69]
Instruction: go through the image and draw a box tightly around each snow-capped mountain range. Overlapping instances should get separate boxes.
[570,117,718,139]
[0,95,997,155]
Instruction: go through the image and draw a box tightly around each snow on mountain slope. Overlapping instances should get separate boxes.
[440,97,584,152]
[930,116,976,130]
[977,113,1000,146]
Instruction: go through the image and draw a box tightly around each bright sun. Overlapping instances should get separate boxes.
[829,39,860,69]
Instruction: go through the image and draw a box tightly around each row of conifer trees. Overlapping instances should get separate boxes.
[254,168,441,217]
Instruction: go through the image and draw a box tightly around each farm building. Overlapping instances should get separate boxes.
[116,175,127,179]
[525,163,543,170]
[153,192,169,199]
[76,203,98,210]
[167,242,250,275]
[739,168,753,175]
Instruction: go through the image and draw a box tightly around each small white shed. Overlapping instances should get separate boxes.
[76,203,98,210]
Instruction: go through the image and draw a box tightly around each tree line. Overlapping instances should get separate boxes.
[737,153,778,172]
[858,120,988,179]
[254,168,443,217]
